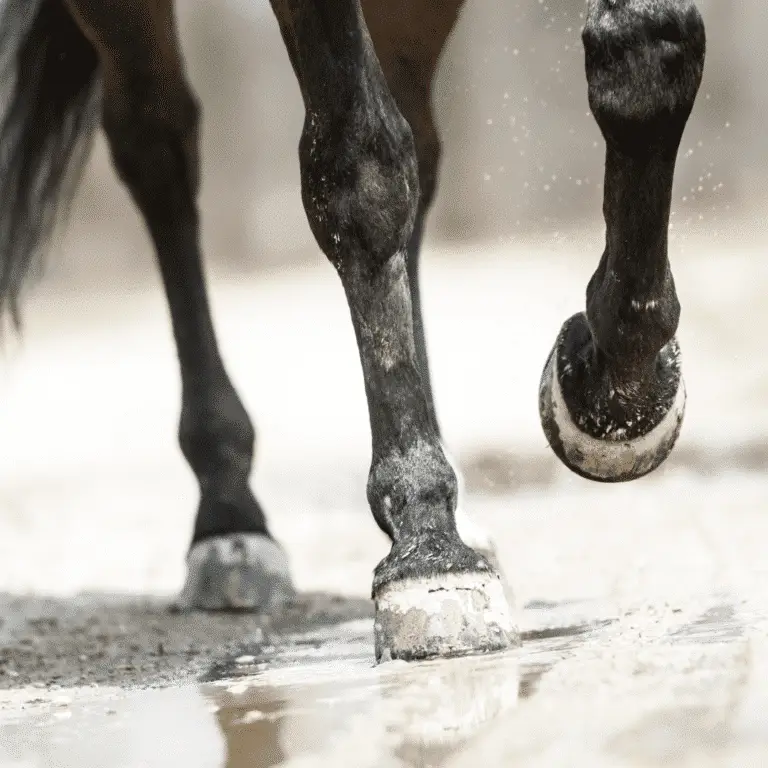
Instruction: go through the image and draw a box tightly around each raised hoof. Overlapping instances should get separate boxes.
[175,533,296,611]
[374,572,520,664]
[539,312,686,483]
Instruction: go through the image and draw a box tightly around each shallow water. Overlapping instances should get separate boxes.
[3,594,766,768]
[0,604,602,768]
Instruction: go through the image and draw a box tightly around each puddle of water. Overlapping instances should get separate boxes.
[0,600,651,768]
[209,648,522,767]
[201,619,528,767]
[0,623,524,768]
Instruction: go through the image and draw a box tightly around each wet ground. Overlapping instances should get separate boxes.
[2,592,766,767]
[1,238,767,765]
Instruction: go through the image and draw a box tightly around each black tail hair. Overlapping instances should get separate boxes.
[0,0,101,327]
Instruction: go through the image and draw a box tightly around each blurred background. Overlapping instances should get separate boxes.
[1,0,767,602]
[46,0,766,285]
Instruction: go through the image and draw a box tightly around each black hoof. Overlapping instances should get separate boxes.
[539,312,685,483]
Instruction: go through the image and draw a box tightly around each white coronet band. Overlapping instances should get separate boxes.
[375,571,511,618]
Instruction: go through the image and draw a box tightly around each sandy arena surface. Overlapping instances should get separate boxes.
[0,237,767,766]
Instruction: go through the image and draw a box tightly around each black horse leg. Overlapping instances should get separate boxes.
[364,1,502,573]
[539,0,706,482]
[270,0,517,662]
[66,0,294,609]
[364,0,466,437]
[404,216,436,430]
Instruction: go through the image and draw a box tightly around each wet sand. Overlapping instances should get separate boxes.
[0,593,373,691]
[1,592,765,766]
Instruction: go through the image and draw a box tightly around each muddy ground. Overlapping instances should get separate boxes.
[0,593,373,692]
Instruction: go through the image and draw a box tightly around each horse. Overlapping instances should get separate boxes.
[0,0,705,663]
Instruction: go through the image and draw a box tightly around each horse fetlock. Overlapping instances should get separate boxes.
[367,440,513,661]
[367,439,458,540]
[192,482,269,545]
[586,266,680,364]
[539,312,685,482]
[299,106,419,269]
[584,0,705,148]
[374,526,491,590]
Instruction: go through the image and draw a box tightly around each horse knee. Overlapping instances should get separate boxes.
[298,98,420,271]
[102,75,201,223]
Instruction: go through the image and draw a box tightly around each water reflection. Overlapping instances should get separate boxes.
[386,653,521,767]
[213,689,287,767]
[208,650,521,768]
[203,606,618,767]
[0,605,616,768]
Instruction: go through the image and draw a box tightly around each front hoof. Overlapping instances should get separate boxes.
[374,571,519,664]
[176,533,296,611]
[539,312,686,483]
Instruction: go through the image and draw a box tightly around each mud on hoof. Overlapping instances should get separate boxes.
[539,312,686,483]
[176,533,296,611]
[374,571,519,663]
[373,531,519,664]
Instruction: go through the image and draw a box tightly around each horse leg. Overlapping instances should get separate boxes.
[363,1,502,574]
[363,0,463,436]
[539,0,706,482]
[269,0,518,662]
[65,0,295,609]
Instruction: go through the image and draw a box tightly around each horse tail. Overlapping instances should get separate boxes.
[0,0,101,327]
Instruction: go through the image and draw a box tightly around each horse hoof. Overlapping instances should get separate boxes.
[374,571,520,663]
[539,312,686,483]
[175,533,296,611]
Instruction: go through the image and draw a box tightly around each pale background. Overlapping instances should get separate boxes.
[41,0,766,286]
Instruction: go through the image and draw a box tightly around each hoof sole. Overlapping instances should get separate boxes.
[374,572,519,664]
[176,533,295,611]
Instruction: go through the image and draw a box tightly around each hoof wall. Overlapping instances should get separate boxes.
[374,572,519,664]
[176,533,295,611]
